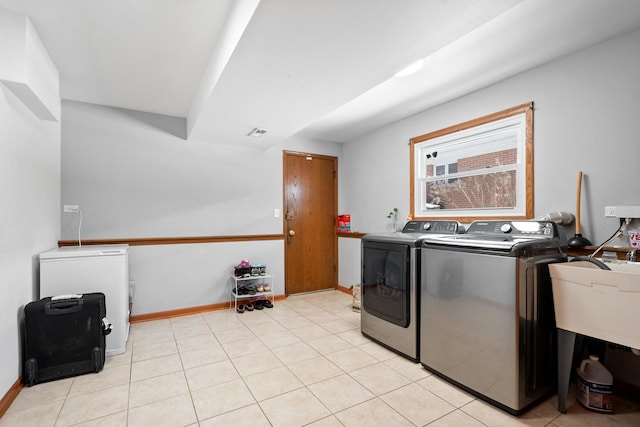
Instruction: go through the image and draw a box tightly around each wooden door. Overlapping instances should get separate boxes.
[283,151,338,295]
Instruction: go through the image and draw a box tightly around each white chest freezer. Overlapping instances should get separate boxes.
[39,244,130,356]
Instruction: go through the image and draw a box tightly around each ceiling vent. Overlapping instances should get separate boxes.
[247,128,268,137]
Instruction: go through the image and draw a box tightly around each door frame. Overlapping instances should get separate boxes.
[282,150,338,295]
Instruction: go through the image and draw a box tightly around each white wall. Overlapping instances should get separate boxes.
[0,87,60,402]
[338,236,361,288]
[0,9,60,121]
[129,240,284,315]
[61,100,341,314]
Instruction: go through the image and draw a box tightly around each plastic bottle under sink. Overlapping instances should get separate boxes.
[576,355,613,413]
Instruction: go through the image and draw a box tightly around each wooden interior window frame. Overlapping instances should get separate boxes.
[409,102,534,221]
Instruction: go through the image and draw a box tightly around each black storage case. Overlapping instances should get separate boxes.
[23,292,111,386]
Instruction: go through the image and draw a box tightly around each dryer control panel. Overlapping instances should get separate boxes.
[402,220,461,234]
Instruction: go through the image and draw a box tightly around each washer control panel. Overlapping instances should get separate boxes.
[466,220,556,238]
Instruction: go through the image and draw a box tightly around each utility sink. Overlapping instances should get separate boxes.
[550,259,640,413]
[549,260,640,349]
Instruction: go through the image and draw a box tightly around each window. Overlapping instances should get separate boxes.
[410,103,533,220]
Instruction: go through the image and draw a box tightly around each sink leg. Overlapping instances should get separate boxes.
[557,328,576,413]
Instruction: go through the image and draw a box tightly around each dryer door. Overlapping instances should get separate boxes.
[361,241,411,327]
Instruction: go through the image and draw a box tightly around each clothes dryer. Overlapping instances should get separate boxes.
[361,220,462,361]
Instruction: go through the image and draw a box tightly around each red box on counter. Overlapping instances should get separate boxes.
[337,214,351,232]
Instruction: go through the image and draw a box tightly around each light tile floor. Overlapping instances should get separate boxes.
[3,290,639,426]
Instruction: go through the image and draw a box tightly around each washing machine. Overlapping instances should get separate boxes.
[361,220,462,361]
[420,220,567,414]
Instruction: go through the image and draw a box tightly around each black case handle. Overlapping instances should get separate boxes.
[45,299,83,315]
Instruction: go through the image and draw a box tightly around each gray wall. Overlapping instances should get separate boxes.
[6,21,637,402]
[341,28,640,241]
[61,100,342,315]
[338,28,640,291]
[0,86,60,402]
[339,28,640,383]
[63,28,640,303]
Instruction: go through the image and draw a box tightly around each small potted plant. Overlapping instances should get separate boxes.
[387,208,400,231]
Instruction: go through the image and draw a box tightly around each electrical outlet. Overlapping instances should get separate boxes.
[604,206,617,217]
[64,204,80,212]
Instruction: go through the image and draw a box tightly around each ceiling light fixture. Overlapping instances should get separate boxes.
[247,128,268,137]
[394,59,424,77]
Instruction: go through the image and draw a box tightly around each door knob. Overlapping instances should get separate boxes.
[289,230,296,236]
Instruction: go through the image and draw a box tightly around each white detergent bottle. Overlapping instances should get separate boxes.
[576,355,614,413]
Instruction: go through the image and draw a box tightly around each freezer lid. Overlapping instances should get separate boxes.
[40,244,129,260]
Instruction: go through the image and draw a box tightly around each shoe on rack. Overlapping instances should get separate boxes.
[237,304,245,313]
[253,300,264,310]
[256,284,264,292]
[262,300,273,308]
[235,260,250,269]
[263,284,271,292]
[246,303,254,311]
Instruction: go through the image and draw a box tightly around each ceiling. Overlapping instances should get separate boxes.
[2,0,640,146]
